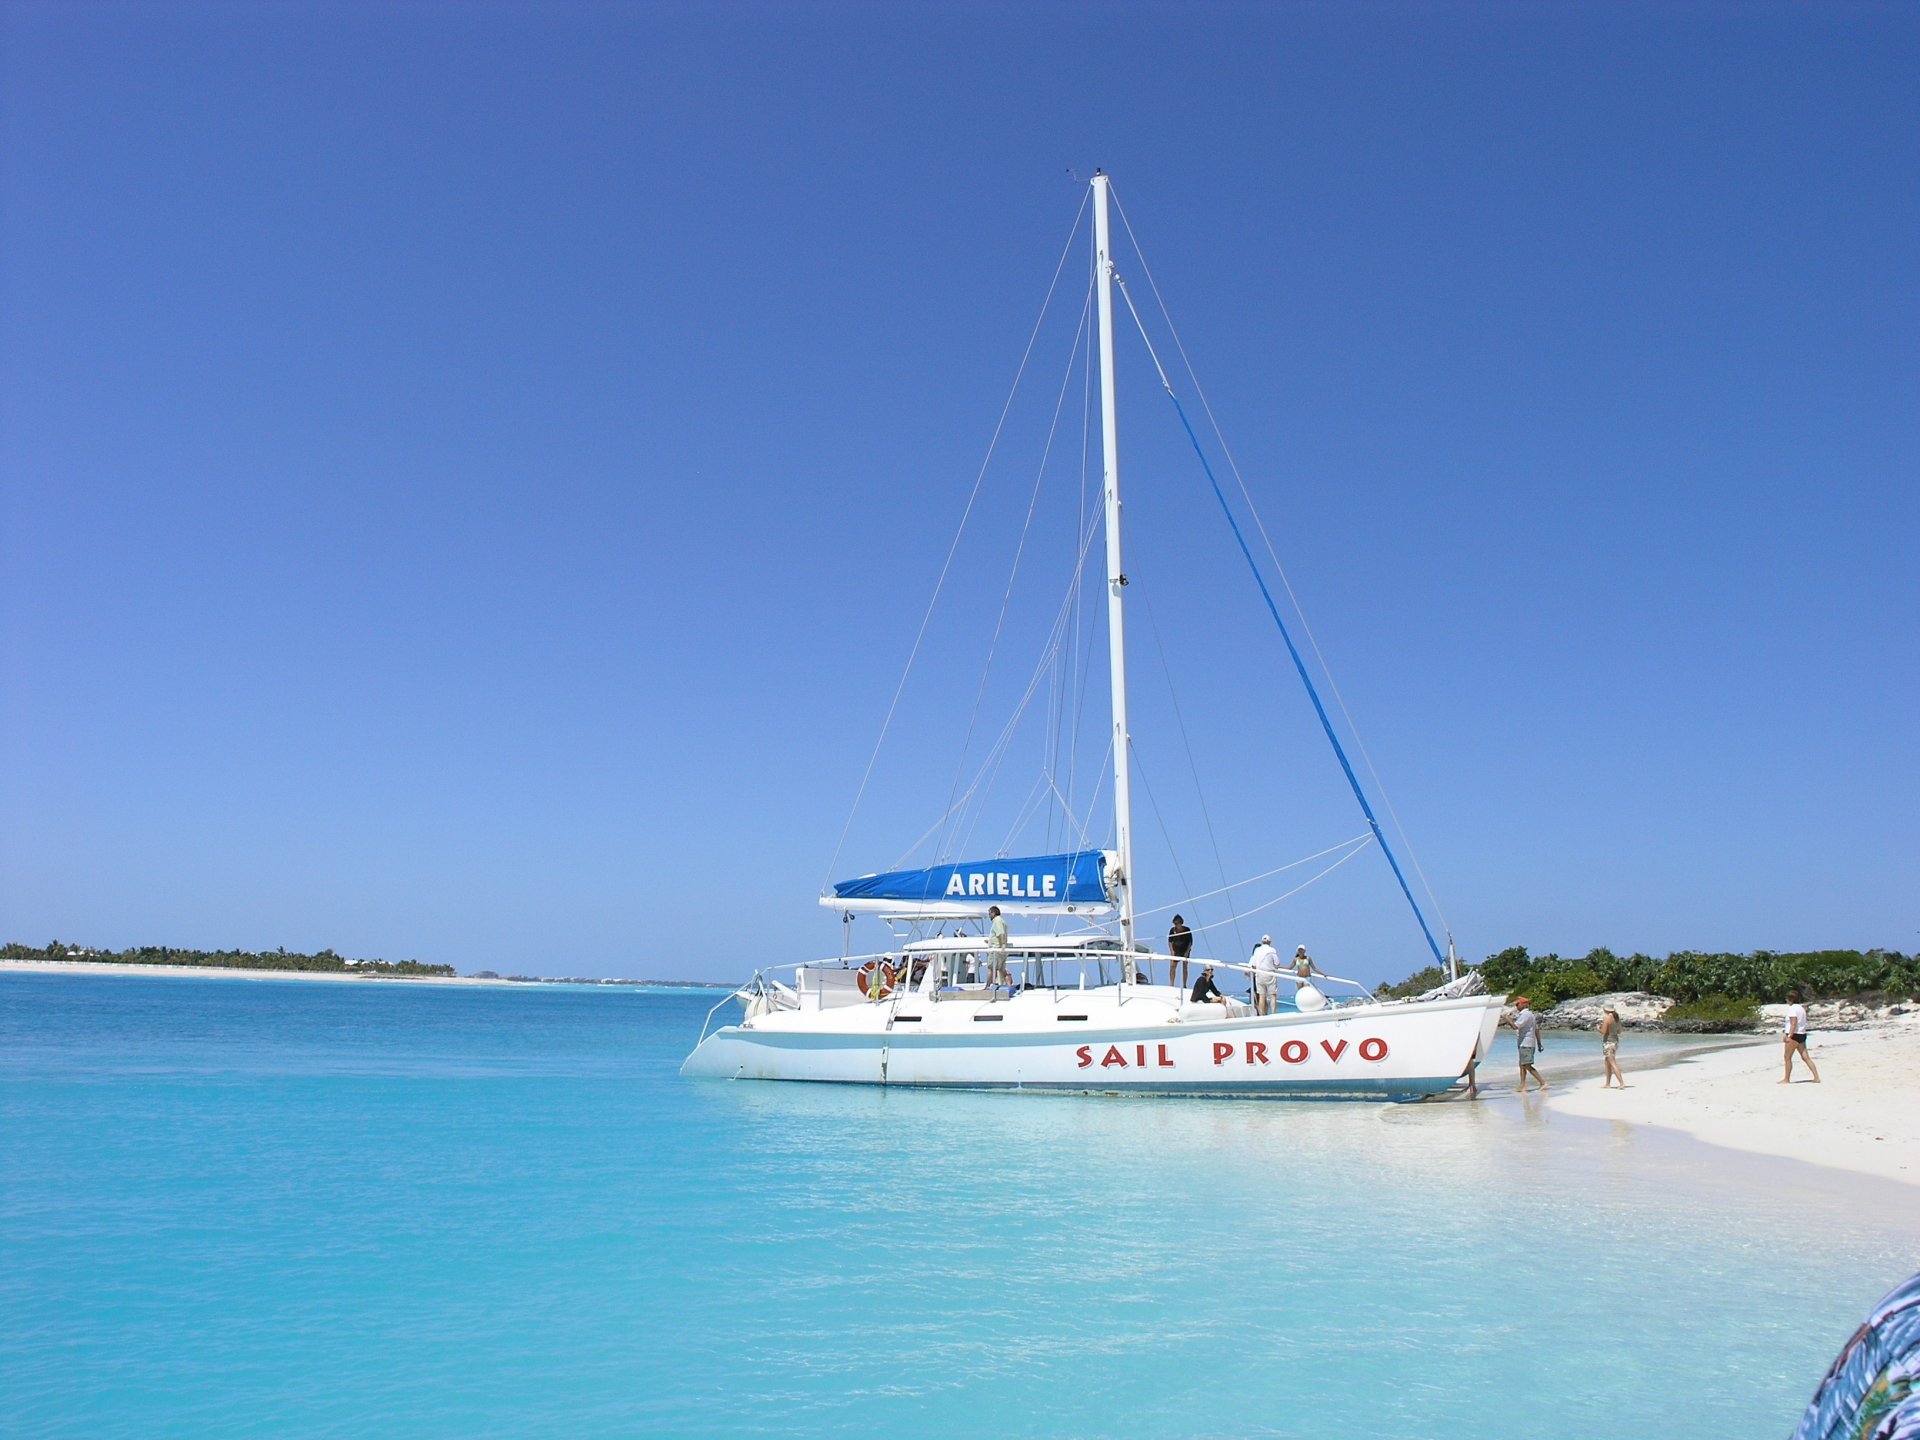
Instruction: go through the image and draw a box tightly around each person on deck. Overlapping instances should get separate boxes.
[1506,996,1547,1092]
[1250,936,1282,1015]
[1780,987,1821,1084]
[1292,945,1324,980]
[1167,914,1193,991]
[1189,965,1229,1007]
[986,906,1010,987]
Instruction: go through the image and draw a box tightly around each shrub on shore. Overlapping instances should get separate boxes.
[1396,945,1919,1008]
[1660,994,1762,1026]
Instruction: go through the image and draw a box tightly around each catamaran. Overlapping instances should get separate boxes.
[683,173,1504,1098]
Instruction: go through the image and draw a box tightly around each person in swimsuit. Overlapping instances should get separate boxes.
[1167,915,1193,991]
[1780,987,1821,1084]
[1599,1003,1627,1088]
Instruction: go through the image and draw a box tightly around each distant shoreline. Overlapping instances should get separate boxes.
[0,960,733,990]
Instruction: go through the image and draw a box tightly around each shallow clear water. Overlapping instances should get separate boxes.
[2,975,1911,1439]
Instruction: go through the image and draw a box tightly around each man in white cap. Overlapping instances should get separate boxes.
[1250,935,1282,1015]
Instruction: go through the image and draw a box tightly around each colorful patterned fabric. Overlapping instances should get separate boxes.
[1795,1271,1920,1440]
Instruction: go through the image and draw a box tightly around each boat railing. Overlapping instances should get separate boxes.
[693,951,1380,1039]
[1204,960,1379,1008]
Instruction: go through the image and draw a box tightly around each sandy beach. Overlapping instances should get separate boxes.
[1544,1016,1920,1187]
[0,959,519,988]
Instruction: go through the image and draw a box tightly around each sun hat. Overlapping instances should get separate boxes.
[1514,995,1531,1005]
[1295,945,1308,954]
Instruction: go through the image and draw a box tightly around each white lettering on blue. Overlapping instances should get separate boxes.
[939,868,1066,903]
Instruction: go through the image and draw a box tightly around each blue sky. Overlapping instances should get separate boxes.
[3,2,1914,984]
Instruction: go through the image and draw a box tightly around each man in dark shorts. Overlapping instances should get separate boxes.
[1168,914,1193,991]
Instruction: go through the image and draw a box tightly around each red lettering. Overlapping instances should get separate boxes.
[1156,1044,1174,1068]
[1359,1037,1389,1062]
[1320,1038,1349,1062]
[1245,1041,1270,1066]
[1075,1045,1093,1069]
[1280,1039,1309,1065]
[1211,1041,1234,1066]
[1136,1044,1148,1068]
[1100,1045,1128,1069]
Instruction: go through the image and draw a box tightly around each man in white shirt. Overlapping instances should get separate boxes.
[1250,935,1281,1015]
[1780,986,1821,1084]
[987,906,1010,987]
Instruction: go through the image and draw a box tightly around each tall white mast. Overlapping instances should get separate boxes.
[1092,172,1136,953]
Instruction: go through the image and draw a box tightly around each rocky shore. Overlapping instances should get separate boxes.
[1540,989,1917,1034]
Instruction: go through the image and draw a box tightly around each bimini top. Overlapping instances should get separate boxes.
[824,849,1116,918]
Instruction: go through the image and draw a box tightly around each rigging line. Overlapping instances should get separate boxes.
[995,769,1056,855]
[1110,190,1453,943]
[824,188,1091,890]
[1131,831,1374,919]
[1109,270,1446,966]
[1127,746,1201,939]
[946,495,1106,865]
[1135,588,1247,959]
[1064,334,1105,853]
[893,543,1105,876]
[1179,836,1377,937]
[1060,298,1097,849]
[942,285,1096,864]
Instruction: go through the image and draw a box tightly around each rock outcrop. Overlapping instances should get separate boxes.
[1542,991,1672,1030]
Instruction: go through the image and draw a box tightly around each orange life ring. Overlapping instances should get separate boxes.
[856,961,896,1000]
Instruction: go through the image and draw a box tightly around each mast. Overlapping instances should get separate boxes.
[1092,172,1136,953]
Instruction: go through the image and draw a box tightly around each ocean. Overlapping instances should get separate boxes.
[2,973,1911,1439]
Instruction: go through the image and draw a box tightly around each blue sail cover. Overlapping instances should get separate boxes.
[831,851,1110,911]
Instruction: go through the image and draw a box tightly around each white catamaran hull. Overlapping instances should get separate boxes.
[683,990,1503,1100]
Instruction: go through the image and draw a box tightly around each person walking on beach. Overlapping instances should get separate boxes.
[986,906,1010,988]
[1600,1003,1628,1088]
[1168,915,1193,991]
[1250,935,1281,1015]
[1506,996,1547,1092]
[1780,987,1821,1084]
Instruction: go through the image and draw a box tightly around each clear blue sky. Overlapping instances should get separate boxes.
[3,2,1914,983]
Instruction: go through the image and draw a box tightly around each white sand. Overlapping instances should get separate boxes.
[1545,1016,1920,1187]
[0,959,518,987]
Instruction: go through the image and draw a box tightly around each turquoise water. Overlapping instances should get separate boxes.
[2,975,1912,1439]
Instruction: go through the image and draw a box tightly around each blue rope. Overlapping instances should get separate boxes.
[1160,390,1446,966]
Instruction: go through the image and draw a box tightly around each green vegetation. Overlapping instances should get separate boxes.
[1375,945,1919,1009]
[1373,964,1448,1000]
[4,940,455,978]
[1661,994,1763,1026]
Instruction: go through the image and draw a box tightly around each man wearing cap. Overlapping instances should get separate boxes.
[1249,935,1282,1015]
[1506,996,1547,1092]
